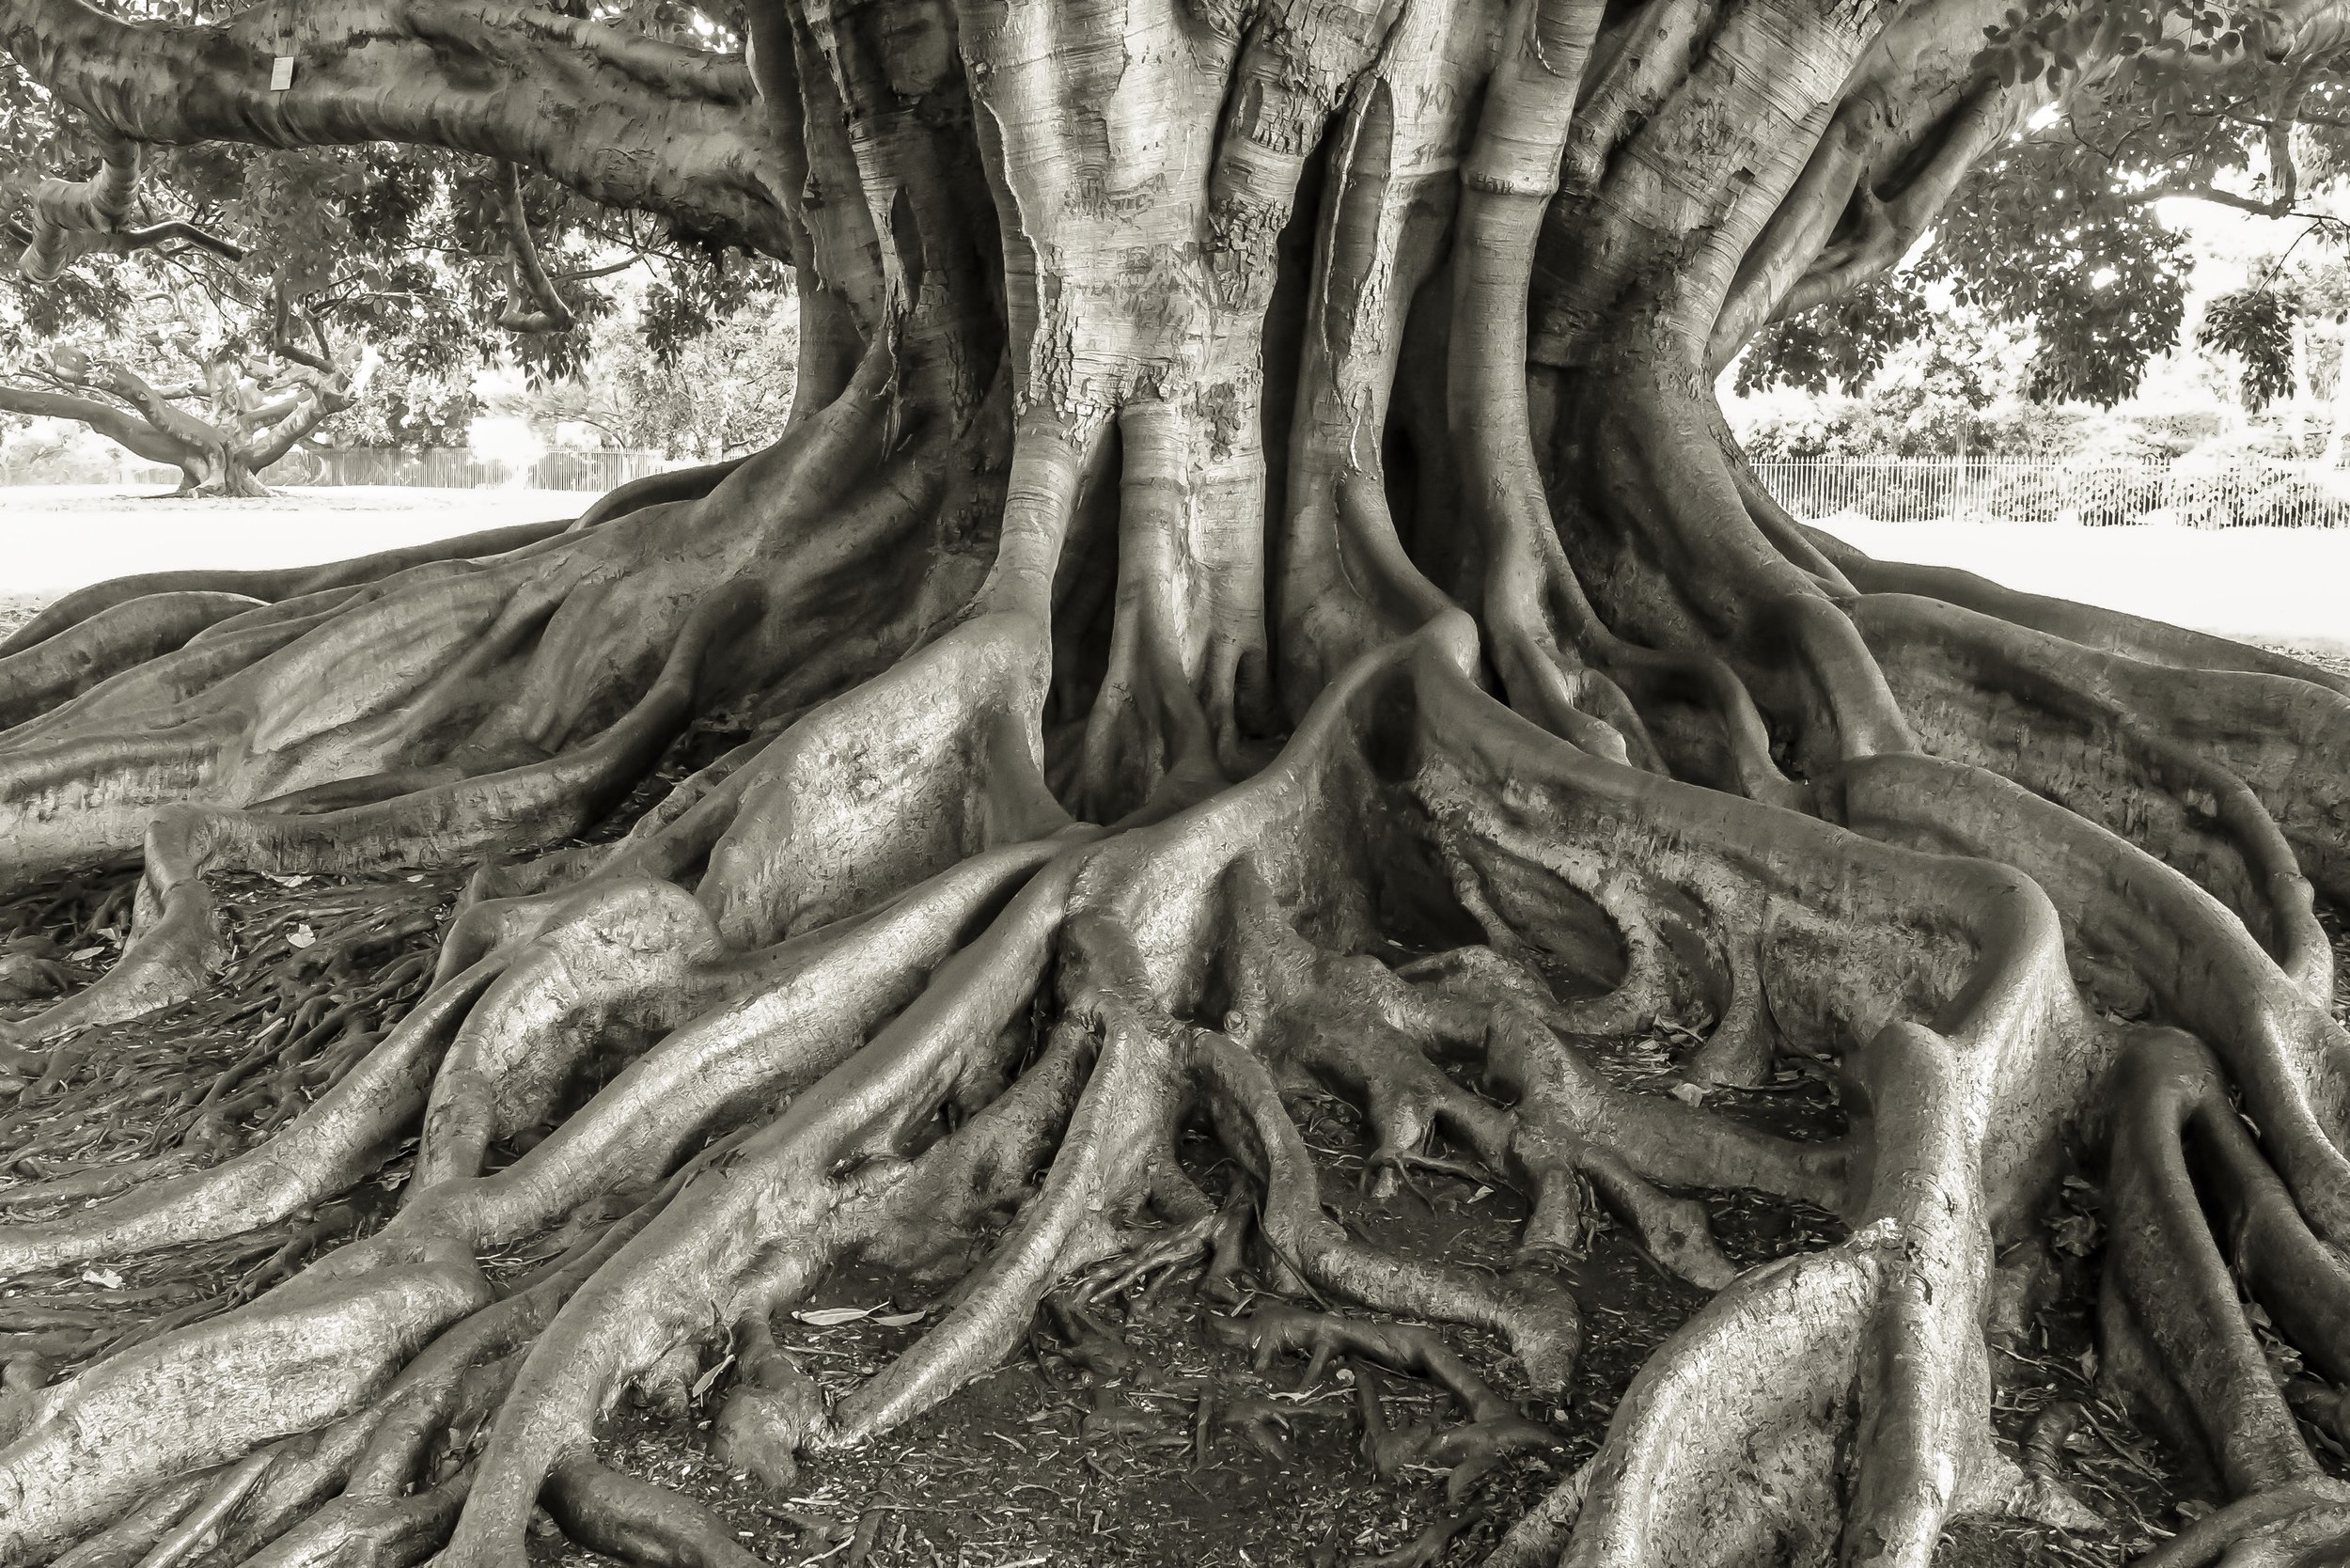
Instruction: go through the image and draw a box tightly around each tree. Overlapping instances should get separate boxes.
[0,316,356,494]
[518,280,799,457]
[2201,281,2305,409]
[5,0,2350,1562]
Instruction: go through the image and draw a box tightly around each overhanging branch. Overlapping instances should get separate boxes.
[8,133,252,281]
[0,381,206,468]
[495,163,577,335]
[0,0,796,260]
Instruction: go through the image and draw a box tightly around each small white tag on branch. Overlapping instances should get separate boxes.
[269,55,296,92]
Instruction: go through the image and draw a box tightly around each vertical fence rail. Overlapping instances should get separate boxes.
[1747,456,2350,528]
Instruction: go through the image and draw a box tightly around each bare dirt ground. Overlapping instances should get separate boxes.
[0,505,2342,1563]
[0,821,2219,1568]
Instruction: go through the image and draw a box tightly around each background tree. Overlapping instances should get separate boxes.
[0,304,358,494]
[515,275,798,457]
[6,1,2350,1567]
[2201,280,2305,407]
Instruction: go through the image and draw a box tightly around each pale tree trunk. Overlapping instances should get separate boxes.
[0,0,2348,1565]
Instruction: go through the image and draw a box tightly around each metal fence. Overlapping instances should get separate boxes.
[1750,457,2350,529]
[264,448,690,491]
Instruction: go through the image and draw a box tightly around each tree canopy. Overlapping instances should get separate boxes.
[0,11,791,488]
[1737,3,2350,402]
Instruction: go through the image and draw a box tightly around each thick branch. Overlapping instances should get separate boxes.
[494,163,576,335]
[0,0,794,259]
[236,368,352,469]
[14,137,135,280]
[0,382,207,470]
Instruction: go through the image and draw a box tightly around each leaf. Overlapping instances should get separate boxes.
[1668,1082,1708,1107]
[286,924,316,949]
[689,1352,734,1401]
[793,1305,875,1327]
[2049,1211,2101,1256]
[68,948,102,962]
[80,1267,123,1289]
[1468,1185,1495,1204]
[262,872,310,887]
[872,1309,927,1327]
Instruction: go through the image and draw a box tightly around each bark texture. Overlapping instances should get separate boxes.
[2,0,2350,1563]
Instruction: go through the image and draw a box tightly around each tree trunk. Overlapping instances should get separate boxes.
[4,0,2350,1564]
[204,455,274,498]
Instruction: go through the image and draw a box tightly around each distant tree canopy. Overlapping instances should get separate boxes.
[1740,3,2350,404]
[508,285,797,459]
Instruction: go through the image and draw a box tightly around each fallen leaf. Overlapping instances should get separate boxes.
[794,1306,876,1327]
[1668,1082,1708,1107]
[67,948,102,963]
[263,872,311,888]
[690,1352,735,1400]
[2048,1212,2100,1257]
[1468,1185,1494,1203]
[286,924,316,949]
[80,1267,123,1289]
[872,1309,926,1326]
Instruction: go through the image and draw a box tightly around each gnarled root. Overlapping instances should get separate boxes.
[7,350,2350,1568]
[1216,1304,1561,1501]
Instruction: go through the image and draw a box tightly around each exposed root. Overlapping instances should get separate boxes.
[7,10,2350,1548]
[1218,1305,1560,1501]
[544,1453,769,1568]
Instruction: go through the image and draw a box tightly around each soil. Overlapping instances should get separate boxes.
[0,863,2221,1568]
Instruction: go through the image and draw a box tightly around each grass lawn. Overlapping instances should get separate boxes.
[4,486,2347,661]
[1818,515,2350,659]
[0,484,584,633]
